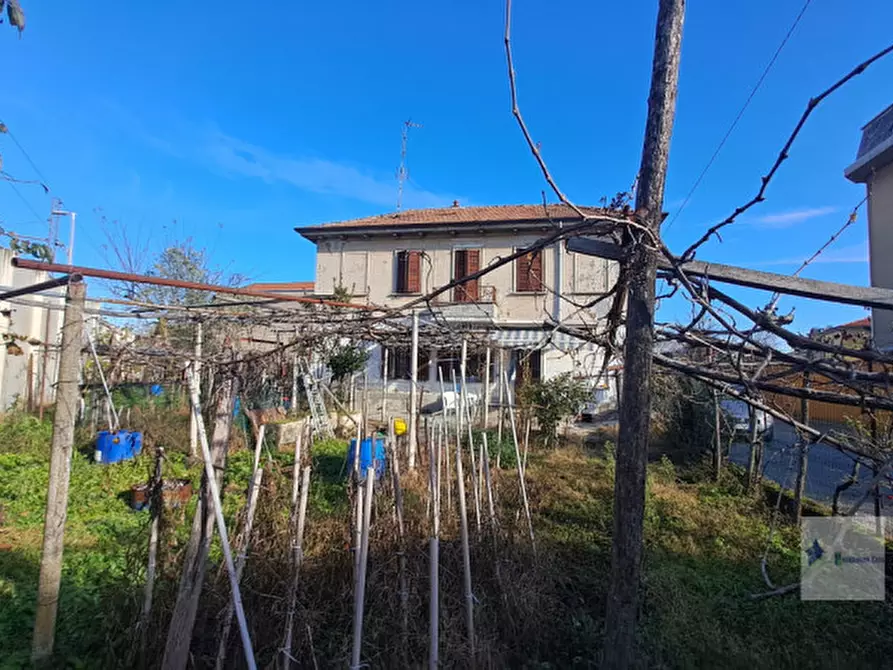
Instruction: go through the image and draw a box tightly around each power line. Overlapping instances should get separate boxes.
[665,0,812,231]
[5,180,45,223]
[0,117,52,190]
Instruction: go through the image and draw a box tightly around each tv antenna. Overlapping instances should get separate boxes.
[396,119,422,211]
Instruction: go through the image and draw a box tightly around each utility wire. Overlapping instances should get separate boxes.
[5,180,45,223]
[665,0,812,231]
[0,117,52,190]
[765,195,867,313]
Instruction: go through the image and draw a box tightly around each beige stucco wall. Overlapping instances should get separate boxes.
[868,163,893,351]
[0,248,65,410]
[313,233,618,326]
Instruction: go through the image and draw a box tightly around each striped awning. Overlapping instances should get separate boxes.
[488,328,598,352]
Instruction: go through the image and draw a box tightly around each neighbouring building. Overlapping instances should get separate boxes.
[807,317,872,360]
[295,203,621,405]
[243,280,315,297]
[0,247,65,410]
[845,102,893,352]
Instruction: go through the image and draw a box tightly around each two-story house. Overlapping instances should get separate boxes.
[846,102,893,352]
[295,203,619,404]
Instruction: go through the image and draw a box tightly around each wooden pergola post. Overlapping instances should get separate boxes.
[32,279,86,662]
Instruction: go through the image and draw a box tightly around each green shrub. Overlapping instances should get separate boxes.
[473,428,517,469]
[518,373,590,446]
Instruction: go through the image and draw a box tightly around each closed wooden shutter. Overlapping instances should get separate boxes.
[465,249,480,301]
[516,249,543,292]
[454,249,480,302]
[407,251,421,293]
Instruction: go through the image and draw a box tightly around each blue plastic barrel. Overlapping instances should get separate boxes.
[95,430,143,464]
[347,437,387,481]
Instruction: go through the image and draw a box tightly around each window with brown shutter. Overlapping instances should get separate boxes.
[515,248,543,293]
[395,250,421,294]
[453,249,480,302]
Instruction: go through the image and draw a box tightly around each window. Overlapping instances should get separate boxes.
[435,348,487,383]
[395,250,421,294]
[453,249,480,302]
[382,346,430,381]
[516,248,543,293]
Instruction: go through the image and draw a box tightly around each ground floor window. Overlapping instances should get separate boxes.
[382,346,430,380]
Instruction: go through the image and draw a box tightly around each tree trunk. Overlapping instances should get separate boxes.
[603,1,685,668]
[162,375,237,670]
[31,280,86,663]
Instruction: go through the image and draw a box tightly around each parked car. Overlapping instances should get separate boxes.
[719,397,774,441]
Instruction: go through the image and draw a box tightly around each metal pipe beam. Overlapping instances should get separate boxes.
[0,274,82,302]
[11,258,371,311]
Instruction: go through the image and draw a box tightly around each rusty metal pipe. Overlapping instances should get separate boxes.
[11,258,369,311]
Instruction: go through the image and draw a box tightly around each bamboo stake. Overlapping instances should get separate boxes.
[483,346,491,429]
[388,420,409,658]
[281,464,311,668]
[350,467,375,670]
[503,370,535,550]
[481,434,497,530]
[438,368,452,513]
[459,344,482,532]
[291,426,304,509]
[454,402,476,662]
[186,366,257,670]
[409,310,420,469]
[381,346,389,423]
[497,350,505,446]
[522,416,531,475]
[215,425,266,670]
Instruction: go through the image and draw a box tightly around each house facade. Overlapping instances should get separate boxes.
[845,102,893,352]
[296,204,620,404]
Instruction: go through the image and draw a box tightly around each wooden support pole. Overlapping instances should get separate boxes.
[713,389,722,482]
[428,414,440,670]
[747,406,759,492]
[31,279,85,663]
[162,373,244,670]
[409,311,420,469]
[140,448,164,657]
[604,0,684,667]
[794,372,810,524]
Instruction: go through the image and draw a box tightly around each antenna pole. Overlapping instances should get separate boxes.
[396,119,422,211]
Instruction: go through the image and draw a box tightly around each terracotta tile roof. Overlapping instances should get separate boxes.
[309,203,609,229]
[244,281,315,292]
[838,317,870,329]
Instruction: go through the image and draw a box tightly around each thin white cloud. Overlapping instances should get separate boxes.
[754,241,869,267]
[203,131,453,209]
[754,206,839,228]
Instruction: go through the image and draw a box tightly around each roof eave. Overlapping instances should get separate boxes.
[295,217,586,242]
[845,135,893,183]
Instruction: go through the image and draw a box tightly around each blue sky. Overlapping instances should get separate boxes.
[1,0,891,332]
